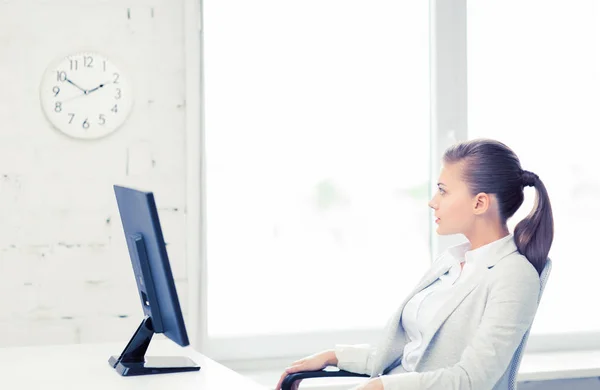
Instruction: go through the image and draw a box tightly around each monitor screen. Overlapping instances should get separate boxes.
[109,185,199,376]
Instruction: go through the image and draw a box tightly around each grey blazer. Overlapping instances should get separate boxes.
[335,235,541,390]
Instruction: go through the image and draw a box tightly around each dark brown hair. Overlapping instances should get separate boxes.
[443,138,554,275]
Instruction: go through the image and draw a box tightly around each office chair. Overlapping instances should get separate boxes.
[281,258,552,390]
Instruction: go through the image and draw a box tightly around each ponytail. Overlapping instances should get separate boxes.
[513,171,554,275]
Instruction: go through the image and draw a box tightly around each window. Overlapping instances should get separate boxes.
[203,0,430,359]
[467,1,600,335]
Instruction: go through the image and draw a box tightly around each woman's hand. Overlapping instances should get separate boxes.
[274,350,338,390]
[350,378,384,390]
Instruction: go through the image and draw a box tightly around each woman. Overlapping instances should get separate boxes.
[275,139,554,390]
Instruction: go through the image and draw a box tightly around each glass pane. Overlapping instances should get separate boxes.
[205,1,431,337]
[468,0,599,334]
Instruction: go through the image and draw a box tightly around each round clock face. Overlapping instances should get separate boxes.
[39,51,133,140]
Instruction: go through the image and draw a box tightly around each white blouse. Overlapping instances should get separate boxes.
[400,234,514,372]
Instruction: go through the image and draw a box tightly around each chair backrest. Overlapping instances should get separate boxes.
[506,257,552,389]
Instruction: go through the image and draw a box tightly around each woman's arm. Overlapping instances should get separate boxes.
[335,344,377,375]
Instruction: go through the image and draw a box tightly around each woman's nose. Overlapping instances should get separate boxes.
[428,198,437,209]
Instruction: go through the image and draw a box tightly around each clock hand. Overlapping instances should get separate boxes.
[87,81,111,95]
[65,78,88,94]
[62,91,89,103]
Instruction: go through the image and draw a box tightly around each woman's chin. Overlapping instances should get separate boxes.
[435,226,451,235]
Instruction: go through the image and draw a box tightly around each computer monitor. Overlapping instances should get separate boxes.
[108,185,200,376]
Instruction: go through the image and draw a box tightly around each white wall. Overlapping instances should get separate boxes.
[0,0,189,347]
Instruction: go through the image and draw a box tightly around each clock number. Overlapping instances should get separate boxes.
[99,114,106,125]
[84,56,94,68]
[82,119,90,129]
[69,59,78,71]
[56,71,67,82]
[114,88,122,99]
[54,102,62,112]
[52,86,60,97]
[103,60,107,72]
[113,73,120,84]
[111,104,118,113]
[68,113,75,124]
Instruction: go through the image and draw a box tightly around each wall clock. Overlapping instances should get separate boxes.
[40,51,133,139]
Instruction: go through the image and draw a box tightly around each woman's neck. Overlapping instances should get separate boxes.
[465,222,510,251]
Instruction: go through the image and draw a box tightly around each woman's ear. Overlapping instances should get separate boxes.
[472,192,490,215]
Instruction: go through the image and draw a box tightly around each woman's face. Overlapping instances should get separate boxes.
[428,162,476,235]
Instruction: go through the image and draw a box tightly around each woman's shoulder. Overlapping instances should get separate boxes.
[494,251,538,276]
[488,251,541,293]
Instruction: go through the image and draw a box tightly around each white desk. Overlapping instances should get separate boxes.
[0,340,268,390]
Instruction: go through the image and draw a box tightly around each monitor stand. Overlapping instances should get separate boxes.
[108,316,201,376]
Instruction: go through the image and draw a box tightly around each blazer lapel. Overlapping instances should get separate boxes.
[411,238,520,369]
[371,260,455,376]
[413,263,482,370]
